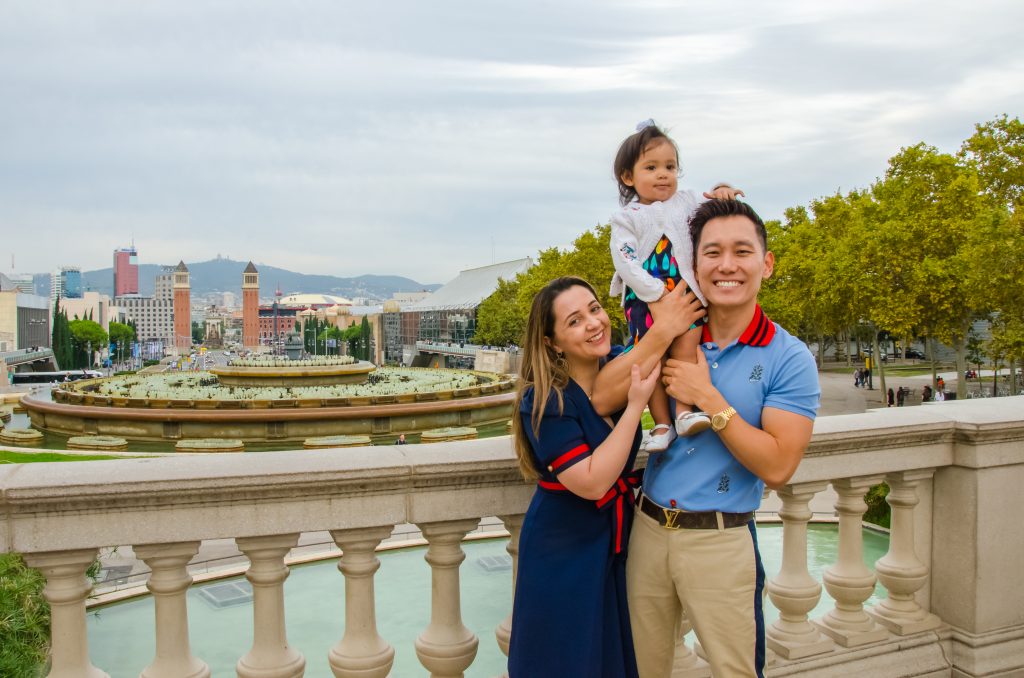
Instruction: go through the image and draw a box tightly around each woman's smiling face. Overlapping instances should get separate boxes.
[547,285,611,365]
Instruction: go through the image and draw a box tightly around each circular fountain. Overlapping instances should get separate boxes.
[22,357,516,447]
[210,355,376,387]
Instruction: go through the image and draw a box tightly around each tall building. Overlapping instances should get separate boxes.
[115,266,176,353]
[242,262,259,348]
[173,261,191,351]
[6,273,35,295]
[113,246,139,297]
[50,266,83,302]
[0,273,51,352]
[154,269,174,301]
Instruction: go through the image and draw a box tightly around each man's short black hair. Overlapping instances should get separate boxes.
[689,199,768,254]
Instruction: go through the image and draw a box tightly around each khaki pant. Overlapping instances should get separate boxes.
[627,510,765,677]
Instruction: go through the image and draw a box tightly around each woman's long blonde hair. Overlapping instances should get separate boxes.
[511,277,597,481]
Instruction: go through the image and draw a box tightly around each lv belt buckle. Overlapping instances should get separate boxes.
[662,507,682,529]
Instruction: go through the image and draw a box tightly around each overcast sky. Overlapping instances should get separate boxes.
[2,1,1022,286]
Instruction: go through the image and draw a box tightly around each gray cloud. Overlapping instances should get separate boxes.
[1,0,1022,284]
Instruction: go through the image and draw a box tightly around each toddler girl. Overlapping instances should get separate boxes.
[609,120,742,452]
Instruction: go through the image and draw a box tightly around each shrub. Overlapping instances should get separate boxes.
[0,553,49,677]
[863,483,891,529]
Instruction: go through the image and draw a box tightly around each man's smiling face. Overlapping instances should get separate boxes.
[695,214,774,311]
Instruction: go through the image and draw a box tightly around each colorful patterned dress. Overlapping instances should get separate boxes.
[623,234,697,349]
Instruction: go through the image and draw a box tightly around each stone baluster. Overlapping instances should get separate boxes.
[414,519,480,678]
[236,533,305,678]
[815,477,888,647]
[671,615,710,678]
[134,542,210,678]
[494,513,524,658]
[23,549,109,678]
[868,470,941,634]
[766,482,834,659]
[327,526,396,678]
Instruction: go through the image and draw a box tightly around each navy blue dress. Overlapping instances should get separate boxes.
[507,379,642,678]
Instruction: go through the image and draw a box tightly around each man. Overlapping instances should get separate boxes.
[593,199,820,677]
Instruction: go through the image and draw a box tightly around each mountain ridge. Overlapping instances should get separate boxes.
[41,258,441,300]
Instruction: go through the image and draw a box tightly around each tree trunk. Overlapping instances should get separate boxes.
[954,335,967,401]
[872,330,884,400]
[927,336,939,394]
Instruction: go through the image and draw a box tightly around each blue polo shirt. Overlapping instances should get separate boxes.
[643,305,820,512]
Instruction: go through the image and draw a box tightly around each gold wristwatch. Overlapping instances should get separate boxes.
[711,406,737,432]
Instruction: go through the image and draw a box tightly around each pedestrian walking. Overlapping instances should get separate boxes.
[887,388,894,407]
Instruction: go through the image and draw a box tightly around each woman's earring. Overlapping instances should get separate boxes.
[555,352,568,371]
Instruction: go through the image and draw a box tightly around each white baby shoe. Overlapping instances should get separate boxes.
[645,424,677,453]
[676,411,712,436]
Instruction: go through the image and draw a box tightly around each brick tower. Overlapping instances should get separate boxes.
[242,261,259,349]
[173,261,191,352]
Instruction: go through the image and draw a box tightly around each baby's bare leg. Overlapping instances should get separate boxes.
[645,357,677,452]
[648,375,671,427]
[669,327,702,408]
[671,326,712,436]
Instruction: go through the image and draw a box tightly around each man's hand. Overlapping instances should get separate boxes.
[663,351,717,409]
[704,185,746,200]
[648,281,705,340]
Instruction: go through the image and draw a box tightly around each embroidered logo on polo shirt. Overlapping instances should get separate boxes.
[716,473,730,494]
[749,363,764,382]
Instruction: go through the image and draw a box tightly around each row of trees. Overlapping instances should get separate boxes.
[51,299,138,368]
[303,316,373,360]
[50,298,137,370]
[474,116,1024,399]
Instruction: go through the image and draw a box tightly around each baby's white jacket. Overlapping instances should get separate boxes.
[608,189,708,306]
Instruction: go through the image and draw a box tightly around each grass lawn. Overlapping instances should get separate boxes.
[0,450,125,463]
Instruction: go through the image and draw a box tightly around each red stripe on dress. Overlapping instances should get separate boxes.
[549,443,590,472]
[615,497,624,552]
[538,479,567,491]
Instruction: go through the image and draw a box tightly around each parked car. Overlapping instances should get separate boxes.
[904,348,926,360]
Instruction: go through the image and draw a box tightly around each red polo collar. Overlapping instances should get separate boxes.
[700,304,776,347]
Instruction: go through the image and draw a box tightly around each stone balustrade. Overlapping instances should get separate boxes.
[2,396,1023,677]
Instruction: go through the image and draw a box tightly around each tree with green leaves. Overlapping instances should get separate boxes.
[475,224,622,346]
[68,319,108,369]
[959,114,1024,209]
[109,321,136,366]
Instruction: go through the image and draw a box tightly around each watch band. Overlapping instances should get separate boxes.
[711,406,737,432]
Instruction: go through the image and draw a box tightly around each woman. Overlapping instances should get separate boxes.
[507,276,701,677]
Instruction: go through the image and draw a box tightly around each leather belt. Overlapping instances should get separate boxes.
[637,492,753,530]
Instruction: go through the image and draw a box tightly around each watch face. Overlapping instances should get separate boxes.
[712,413,726,430]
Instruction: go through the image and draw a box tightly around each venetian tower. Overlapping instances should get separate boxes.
[242,261,260,348]
[173,261,191,351]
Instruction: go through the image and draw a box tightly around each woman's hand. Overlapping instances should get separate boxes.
[627,363,661,410]
[648,282,705,339]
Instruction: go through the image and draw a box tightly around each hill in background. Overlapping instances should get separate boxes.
[67,257,439,300]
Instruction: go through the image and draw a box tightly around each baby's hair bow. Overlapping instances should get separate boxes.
[635,119,657,132]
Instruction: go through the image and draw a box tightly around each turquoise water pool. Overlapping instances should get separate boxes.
[87,524,889,677]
